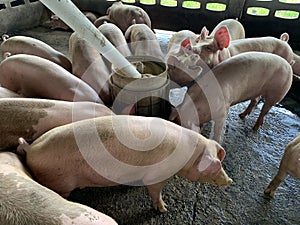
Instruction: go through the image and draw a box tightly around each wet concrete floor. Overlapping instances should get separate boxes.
[7,27,300,225]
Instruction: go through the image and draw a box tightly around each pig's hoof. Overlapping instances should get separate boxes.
[238,113,246,119]
[252,125,259,132]
[154,201,168,213]
[264,188,275,197]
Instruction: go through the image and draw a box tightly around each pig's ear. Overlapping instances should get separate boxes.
[181,37,192,50]
[196,26,209,42]
[280,32,289,42]
[167,55,180,68]
[181,37,193,55]
[197,154,221,175]
[217,148,226,161]
[214,26,230,50]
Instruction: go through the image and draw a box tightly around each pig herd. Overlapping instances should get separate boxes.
[0,1,299,224]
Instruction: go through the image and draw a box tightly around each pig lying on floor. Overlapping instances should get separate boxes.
[0,151,117,225]
[17,115,232,213]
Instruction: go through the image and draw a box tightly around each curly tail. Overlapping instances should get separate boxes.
[16,137,30,157]
[2,34,9,41]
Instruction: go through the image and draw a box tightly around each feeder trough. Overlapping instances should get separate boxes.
[110,56,171,119]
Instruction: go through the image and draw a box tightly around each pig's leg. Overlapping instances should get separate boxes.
[253,101,273,131]
[212,111,228,143]
[146,181,168,213]
[264,170,288,197]
[239,97,260,119]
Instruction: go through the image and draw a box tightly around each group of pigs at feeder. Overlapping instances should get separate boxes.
[0,2,299,224]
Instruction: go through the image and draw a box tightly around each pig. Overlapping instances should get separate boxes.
[0,54,103,104]
[0,34,72,72]
[279,32,300,81]
[191,26,295,70]
[17,115,233,213]
[264,133,300,197]
[169,52,293,143]
[98,22,132,57]
[50,11,99,30]
[166,30,205,87]
[206,18,245,41]
[69,32,112,105]
[0,98,113,150]
[0,151,118,225]
[94,1,151,32]
[125,24,164,60]
[0,87,21,98]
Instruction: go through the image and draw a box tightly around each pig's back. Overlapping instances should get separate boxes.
[213,51,292,86]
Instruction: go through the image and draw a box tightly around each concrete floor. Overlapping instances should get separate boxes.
[7,26,300,225]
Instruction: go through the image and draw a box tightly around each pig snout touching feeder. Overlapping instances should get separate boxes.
[40,0,170,118]
[110,56,171,119]
[39,0,141,79]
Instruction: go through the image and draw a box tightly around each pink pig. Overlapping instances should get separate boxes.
[169,52,293,143]
[94,1,151,32]
[0,151,118,225]
[69,32,112,105]
[125,24,164,60]
[0,34,72,72]
[18,115,232,213]
[264,133,300,197]
[0,54,103,103]
[0,98,113,150]
[98,22,132,57]
[191,26,295,70]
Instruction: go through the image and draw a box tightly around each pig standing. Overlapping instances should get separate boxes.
[50,11,99,30]
[166,30,205,87]
[0,98,113,150]
[125,24,164,60]
[69,32,112,105]
[0,35,72,72]
[98,22,132,57]
[0,54,103,104]
[206,18,245,40]
[169,52,293,143]
[0,87,21,98]
[0,151,118,225]
[94,1,151,32]
[279,32,300,80]
[264,133,300,197]
[18,115,232,213]
[191,26,295,70]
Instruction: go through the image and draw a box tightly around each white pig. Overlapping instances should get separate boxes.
[69,32,112,105]
[0,34,72,72]
[0,54,103,104]
[264,133,300,197]
[166,30,204,87]
[18,115,233,213]
[0,98,113,150]
[0,151,118,225]
[192,26,295,70]
[169,52,293,143]
[94,1,151,32]
[98,22,132,57]
[125,24,164,60]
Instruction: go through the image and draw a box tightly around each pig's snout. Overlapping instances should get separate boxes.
[200,168,233,187]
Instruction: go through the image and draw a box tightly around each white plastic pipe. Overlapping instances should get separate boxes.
[40,0,142,78]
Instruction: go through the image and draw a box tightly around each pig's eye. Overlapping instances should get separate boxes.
[205,46,213,52]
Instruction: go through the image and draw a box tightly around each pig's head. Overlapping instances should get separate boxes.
[166,38,204,87]
[179,138,233,187]
[192,26,230,68]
